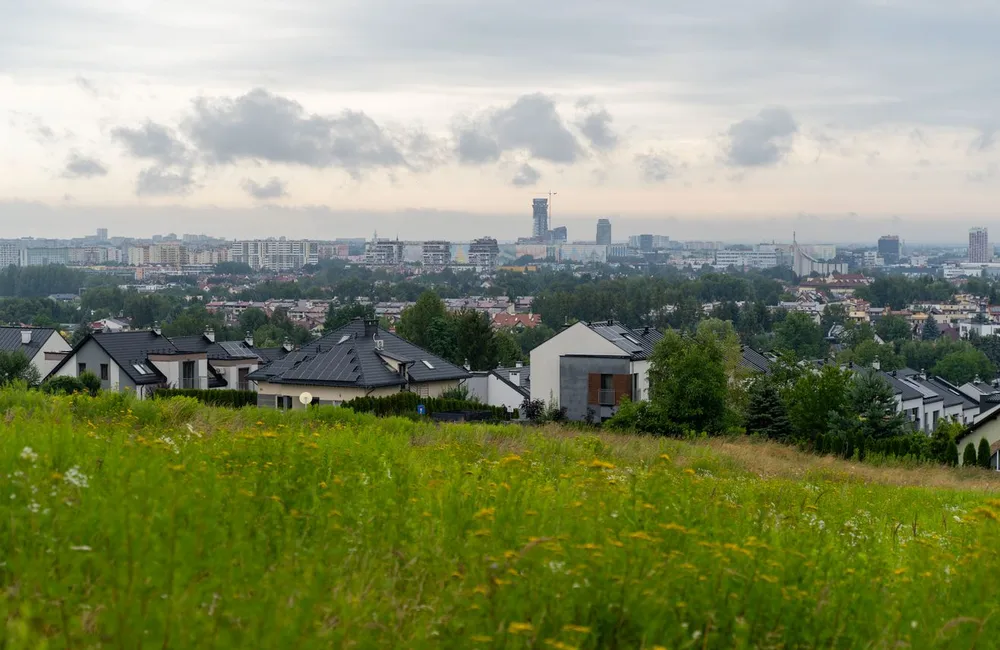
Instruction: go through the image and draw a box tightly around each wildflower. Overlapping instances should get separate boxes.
[508,622,534,634]
[19,447,37,462]
[319,482,327,489]
[64,466,89,488]
[562,625,591,634]
[472,585,489,596]
[26,501,40,513]
[474,507,496,519]
[683,468,695,475]
[589,459,615,470]
[659,523,690,534]
[70,545,92,552]
[501,454,523,465]
[471,636,492,643]
[472,529,492,537]
[659,454,670,461]
[544,641,577,650]
[627,531,657,542]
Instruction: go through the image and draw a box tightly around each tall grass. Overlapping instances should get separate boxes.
[1,388,999,648]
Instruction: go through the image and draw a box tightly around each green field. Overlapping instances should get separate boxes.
[2,390,1000,648]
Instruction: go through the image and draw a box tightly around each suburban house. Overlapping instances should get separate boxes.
[247,318,470,409]
[0,327,73,378]
[878,369,980,431]
[169,328,290,391]
[466,364,530,412]
[956,404,1000,468]
[49,330,214,398]
[529,321,662,422]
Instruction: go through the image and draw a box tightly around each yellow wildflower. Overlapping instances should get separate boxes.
[589,459,616,470]
[471,636,492,643]
[544,641,577,650]
[628,531,657,542]
[659,522,690,534]
[472,585,489,596]
[474,507,496,519]
[562,624,591,634]
[319,481,327,489]
[683,468,696,475]
[501,454,523,465]
[472,529,492,537]
[508,622,534,634]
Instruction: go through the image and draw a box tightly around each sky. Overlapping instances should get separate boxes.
[2,0,999,243]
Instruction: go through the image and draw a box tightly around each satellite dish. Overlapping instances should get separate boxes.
[299,392,313,405]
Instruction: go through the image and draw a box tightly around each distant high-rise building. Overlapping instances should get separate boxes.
[970,228,991,263]
[877,235,901,265]
[421,241,451,267]
[469,237,500,271]
[96,228,108,241]
[532,199,549,239]
[550,226,567,244]
[638,234,654,253]
[596,219,612,246]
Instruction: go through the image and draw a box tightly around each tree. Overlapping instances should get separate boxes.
[774,312,827,360]
[933,349,994,385]
[875,315,912,345]
[424,316,459,364]
[493,330,523,367]
[921,318,940,341]
[322,303,373,333]
[214,262,254,275]
[828,370,909,444]
[0,350,41,387]
[979,437,992,469]
[745,377,792,440]
[839,340,904,371]
[454,310,498,371]
[647,321,734,435]
[71,319,93,345]
[963,443,978,467]
[820,303,848,335]
[240,308,270,334]
[784,365,853,442]
[396,291,449,350]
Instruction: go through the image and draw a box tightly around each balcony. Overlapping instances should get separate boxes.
[598,389,616,406]
[178,377,205,390]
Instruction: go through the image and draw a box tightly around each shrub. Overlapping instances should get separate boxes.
[154,389,257,409]
[978,437,992,469]
[43,375,90,396]
[963,442,978,467]
[343,392,510,421]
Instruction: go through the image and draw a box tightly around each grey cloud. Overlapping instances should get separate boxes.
[242,177,288,200]
[112,121,190,166]
[510,163,541,187]
[184,88,413,178]
[62,153,108,179]
[136,166,195,196]
[725,107,798,167]
[454,93,582,165]
[635,151,673,183]
[575,100,618,152]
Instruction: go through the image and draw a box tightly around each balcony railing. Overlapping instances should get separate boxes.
[178,377,205,390]
[598,389,616,406]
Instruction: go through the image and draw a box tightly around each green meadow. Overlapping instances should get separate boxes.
[2,389,1000,648]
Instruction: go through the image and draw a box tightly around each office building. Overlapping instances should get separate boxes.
[715,249,779,270]
[20,247,71,267]
[421,241,452,267]
[469,237,500,271]
[596,219,612,246]
[970,228,991,263]
[638,234,654,253]
[878,235,901,265]
[230,240,320,271]
[550,226,567,244]
[532,199,549,239]
[96,228,108,241]
[0,241,20,268]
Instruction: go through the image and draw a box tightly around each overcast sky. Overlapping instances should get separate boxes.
[2,0,999,243]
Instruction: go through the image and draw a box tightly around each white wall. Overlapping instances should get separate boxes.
[34,332,73,377]
[529,323,622,404]
[257,380,461,408]
[630,359,651,401]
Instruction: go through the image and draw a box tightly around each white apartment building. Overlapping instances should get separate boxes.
[230,240,319,271]
[714,249,779,270]
[0,241,20,268]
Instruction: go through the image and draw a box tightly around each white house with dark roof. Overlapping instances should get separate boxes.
[466,364,530,412]
[529,320,662,422]
[247,318,470,409]
[0,327,73,378]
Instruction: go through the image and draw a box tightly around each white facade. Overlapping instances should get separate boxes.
[230,240,319,271]
[465,371,527,412]
[0,241,20,268]
[714,249,778,269]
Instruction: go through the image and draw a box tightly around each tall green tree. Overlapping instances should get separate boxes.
[875,315,913,345]
[454,310,498,371]
[239,308,270,334]
[783,365,853,442]
[933,349,994,385]
[979,437,992,469]
[396,291,449,350]
[0,350,41,387]
[830,370,909,442]
[774,312,827,360]
[745,377,792,440]
[322,303,373,333]
[493,330,523,367]
[921,318,940,341]
[963,443,978,467]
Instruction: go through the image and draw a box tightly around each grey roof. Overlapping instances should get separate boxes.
[256,347,291,363]
[0,327,57,359]
[586,321,662,360]
[740,347,773,375]
[926,377,980,410]
[48,331,180,385]
[881,372,925,402]
[169,335,261,361]
[248,319,470,388]
[492,366,530,397]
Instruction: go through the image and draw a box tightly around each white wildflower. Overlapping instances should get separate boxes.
[27,501,40,513]
[692,630,702,641]
[70,545,92,552]
[911,621,918,629]
[19,447,38,462]
[64,466,90,488]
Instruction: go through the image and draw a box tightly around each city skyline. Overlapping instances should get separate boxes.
[2,1,999,240]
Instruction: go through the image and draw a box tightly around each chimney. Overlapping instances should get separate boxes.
[20,329,31,345]
[515,360,523,368]
[204,326,215,343]
[244,330,254,347]
[364,318,379,338]
[872,356,881,371]
[282,337,294,353]
[152,322,162,336]
[509,370,520,387]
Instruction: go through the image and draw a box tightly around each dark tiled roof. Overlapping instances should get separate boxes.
[586,321,662,360]
[0,327,57,359]
[926,377,979,409]
[207,364,228,389]
[740,347,773,375]
[248,319,470,388]
[170,335,260,361]
[492,366,530,397]
[256,347,291,363]
[882,373,924,401]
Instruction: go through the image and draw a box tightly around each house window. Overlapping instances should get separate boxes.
[599,374,615,406]
[181,361,196,389]
[78,362,86,374]
[100,364,109,381]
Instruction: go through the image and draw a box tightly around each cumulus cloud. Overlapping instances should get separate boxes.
[454,93,582,165]
[241,177,287,200]
[111,121,190,166]
[183,88,417,178]
[510,163,541,187]
[136,166,195,196]
[575,99,618,152]
[62,153,108,179]
[635,151,673,183]
[725,107,798,167]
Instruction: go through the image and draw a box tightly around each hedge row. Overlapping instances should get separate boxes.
[154,389,258,409]
[342,392,512,420]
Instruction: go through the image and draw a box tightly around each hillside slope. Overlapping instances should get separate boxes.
[1,390,999,648]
